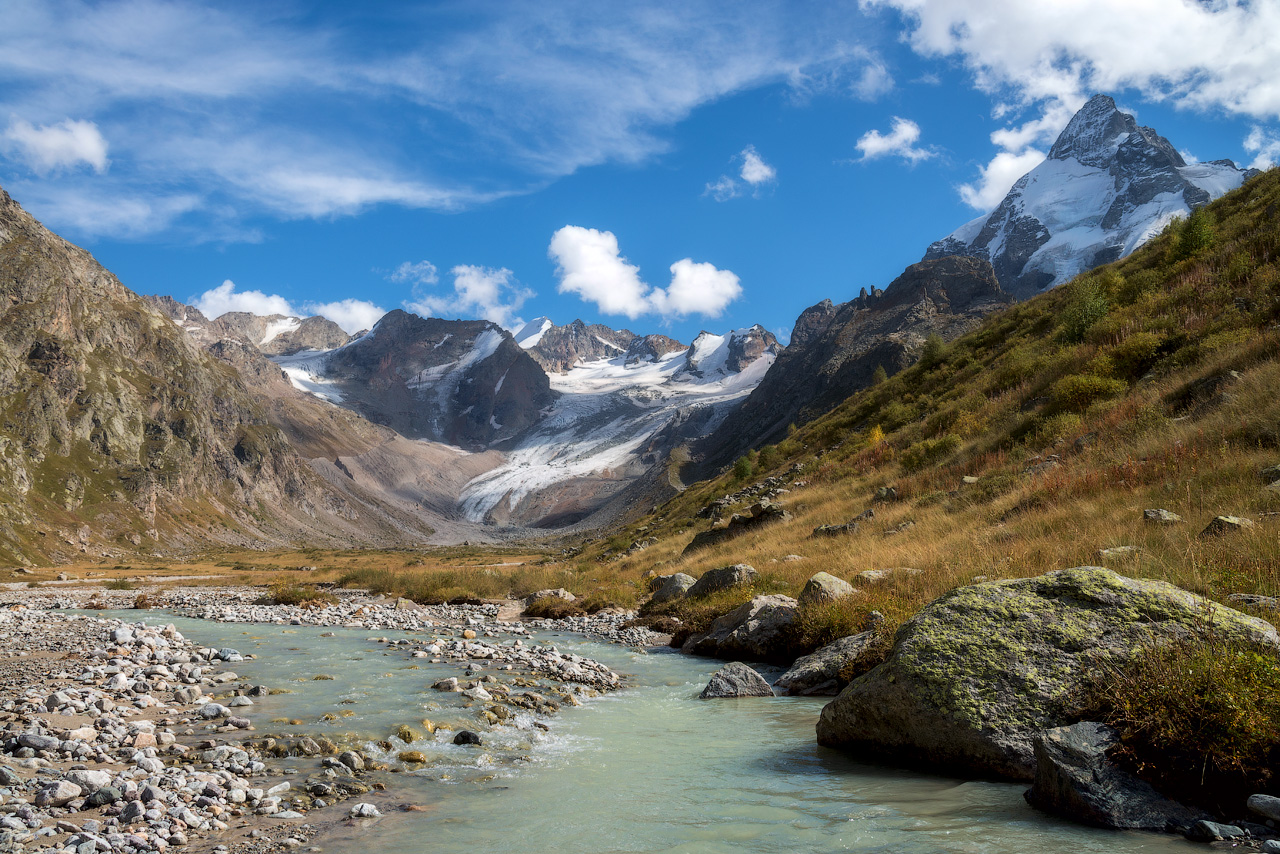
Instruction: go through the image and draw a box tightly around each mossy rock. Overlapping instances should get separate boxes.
[816,567,1279,780]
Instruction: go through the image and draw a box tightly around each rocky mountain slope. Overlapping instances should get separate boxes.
[145,296,352,356]
[694,256,1008,473]
[0,186,364,563]
[926,94,1254,299]
[272,310,554,450]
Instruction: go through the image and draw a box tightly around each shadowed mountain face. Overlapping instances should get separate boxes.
[307,310,555,450]
[694,256,1009,474]
[925,94,1253,300]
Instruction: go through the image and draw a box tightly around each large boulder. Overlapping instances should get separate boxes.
[700,662,774,698]
[682,595,798,663]
[797,572,855,607]
[686,564,758,599]
[650,573,696,605]
[816,567,1279,780]
[1024,722,1198,830]
[774,632,878,696]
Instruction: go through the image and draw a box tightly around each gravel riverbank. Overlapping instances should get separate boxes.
[0,585,665,854]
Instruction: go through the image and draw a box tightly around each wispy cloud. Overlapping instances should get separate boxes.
[0,0,880,241]
[402,265,533,330]
[704,144,777,201]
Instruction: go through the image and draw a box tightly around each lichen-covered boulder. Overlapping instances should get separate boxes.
[798,572,855,607]
[682,594,797,663]
[815,567,1279,780]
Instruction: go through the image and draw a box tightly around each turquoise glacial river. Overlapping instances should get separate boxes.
[89,612,1198,854]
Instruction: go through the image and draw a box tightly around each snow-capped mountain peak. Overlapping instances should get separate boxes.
[925,93,1255,300]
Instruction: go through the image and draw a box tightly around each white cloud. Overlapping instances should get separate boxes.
[301,299,386,334]
[404,264,533,330]
[652,259,741,318]
[548,225,742,320]
[706,145,776,201]
[193,280,296,318]
[2,117,108,174]
[703,175,739,202]
[958,147,1045,210]
[1244,126,1280,169]
[851,59,894,101]
[739,145,776,186]
[388,260,440,286]
[190,280,384,333]
[549,226,651,319]
[855,117,936,163]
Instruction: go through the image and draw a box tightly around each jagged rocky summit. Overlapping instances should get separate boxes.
[926,94,1254,300]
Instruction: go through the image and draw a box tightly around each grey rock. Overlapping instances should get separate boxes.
[1143,509,1182,525]
[686,564,759,599]
[774,632,878,696]
[337,751,365,772]
[816,567,1280,780]
[856,567,921,585]
[0,766,21,786]
[1098,546,1139,560]
[85,787,121,807]
[1186,820,1246,842]
[650,573,696,605]
[350,803,381,818]
[1200,515,1255,537]
[64,769,112,794]
[1248,793,1280,823]
[797,572,855,607]
[35,780,81,807]
[1023,722,1197,829]
[1260,464,1280,483]
[682,594,798,663]
[700,662,774,698]
[17,734,61,752]
[684,504,791,554]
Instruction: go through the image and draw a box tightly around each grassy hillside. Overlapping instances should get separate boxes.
[540,166,1280,643]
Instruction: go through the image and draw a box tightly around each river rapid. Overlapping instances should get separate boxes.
[93,611,1197,854]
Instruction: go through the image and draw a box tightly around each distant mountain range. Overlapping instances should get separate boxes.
[0,93,1260,561]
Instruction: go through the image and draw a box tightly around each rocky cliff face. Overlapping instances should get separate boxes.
[695,256,1009,472]
[0,186,333,563]
[926,94,1254,300]
[145,299,353,356]
[310,310,554,449]
[519,318,638,373]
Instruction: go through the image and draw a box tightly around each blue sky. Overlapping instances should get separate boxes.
[2,1,1279,345]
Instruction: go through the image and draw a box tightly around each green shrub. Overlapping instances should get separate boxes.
[1091,633,1280,811]
[919,333,947,368]
[1060,277,1110,343]
[103,578,135,591]
[900,434,962,472]
[1173,206,1217,260]
[269,581,338,608]
[732,455,754,482]
[1050,373,1126,412]
[1107,331,1165,378]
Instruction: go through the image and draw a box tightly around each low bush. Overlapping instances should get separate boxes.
[269,580,338,609]
[522,596,586,619]
[1090,632,1280,812]
[102,578,134,591]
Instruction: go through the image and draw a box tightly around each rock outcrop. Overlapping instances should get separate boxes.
[684,502,792,554]
[1024,721,1198,830]
[815,567,1280,780]
[696,256,1009,471]
[682,594,798,663]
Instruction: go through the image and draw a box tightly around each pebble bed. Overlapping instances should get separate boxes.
[0,586,665,854]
